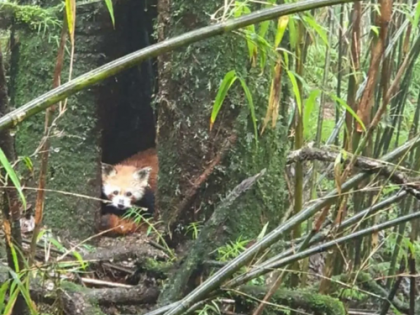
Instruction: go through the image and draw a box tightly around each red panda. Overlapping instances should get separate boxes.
[99,148,158,236]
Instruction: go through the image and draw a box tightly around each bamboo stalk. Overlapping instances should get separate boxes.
[228,208,420,288]
[0,0,361,131]
[162,132,420,315]
[148,207,420,315]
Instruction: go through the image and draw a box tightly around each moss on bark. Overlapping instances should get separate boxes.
[238,285,346,315]
[9,1,113,239]
[156,0,288,304]
[156,0,287,239]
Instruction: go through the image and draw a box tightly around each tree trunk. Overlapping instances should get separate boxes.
[156,0,288,302]
[8,0,157,240]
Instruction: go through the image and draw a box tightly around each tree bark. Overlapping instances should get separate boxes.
[0,38,30,315]
[8,1,112,239]
[155,0,288,306]
[156,0,287,241]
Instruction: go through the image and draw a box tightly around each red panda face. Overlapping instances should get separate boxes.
[101,163,152,210]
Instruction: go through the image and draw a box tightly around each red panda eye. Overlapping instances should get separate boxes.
[112,190,118,195]
[126,192,132,197]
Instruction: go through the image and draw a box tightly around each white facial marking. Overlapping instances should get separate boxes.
[132,187,145,201]
[111,195,132,209]
[103,184,118,196]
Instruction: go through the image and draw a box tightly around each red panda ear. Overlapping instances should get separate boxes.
[133,167,152,182]
[101,163,116,177]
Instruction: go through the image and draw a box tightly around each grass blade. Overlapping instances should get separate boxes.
[275,16,289,48]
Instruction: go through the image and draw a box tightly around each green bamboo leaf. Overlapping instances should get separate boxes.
[65,0,76,44]
[72,251,87,270]
[286,70,302,114]
[257,0,275,39]
[233,1,244,18]
[104,0,115,27]
[303,14,329,46]
[9,271,37,314]
[275,16,289,48]
[210,70,238,130]
[303,89,321,130]
[258,21,270,39]
[257,222,269,241]
[0,280,10,311]
[48,236,66,252]
[0,148,26,209]
[243,6,256,61]
[370,25,379,37]
[330,93,366,131]
[288,16,297,49]
[413,2,420,30]
[3,284,19,315]
[238,77,258,147]
[21,156,33,172]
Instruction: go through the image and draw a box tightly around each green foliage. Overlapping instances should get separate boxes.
[195,300,221,315]
[210,70,258,147]
[5,3,62,32]
[185,221,203,240]
[215,236,249,262]
[0,148,26,209]
[124,207,176,259]
[103,0,115,27]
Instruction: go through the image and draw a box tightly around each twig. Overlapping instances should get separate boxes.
[75,277,133,289]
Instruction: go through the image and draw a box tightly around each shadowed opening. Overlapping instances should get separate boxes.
[98,0,158,165]
[96,0,158,227]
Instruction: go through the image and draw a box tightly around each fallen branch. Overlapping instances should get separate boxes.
[287,146,420,200]
[237,285,346,315]
[82,244,167,263]
[57,243,168,265]
[49,283,160,315]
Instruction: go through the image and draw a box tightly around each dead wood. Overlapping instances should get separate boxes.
[60,243,168,264]
[32,280,160,315]
[86,285,160,305]
[287,146,420,200]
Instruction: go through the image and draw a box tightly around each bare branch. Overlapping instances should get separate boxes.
[287,146,420,200]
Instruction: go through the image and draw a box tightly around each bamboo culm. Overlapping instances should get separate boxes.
[0,0,360,131]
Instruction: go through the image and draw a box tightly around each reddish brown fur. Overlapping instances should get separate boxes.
[114,148,158,191]
[100,148,158,237]
[100,214,149,236]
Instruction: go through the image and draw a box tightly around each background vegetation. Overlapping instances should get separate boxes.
[0,0,419,315]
